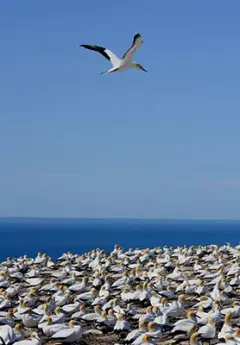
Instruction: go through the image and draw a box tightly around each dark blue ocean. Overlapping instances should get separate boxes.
[0,218,240,261]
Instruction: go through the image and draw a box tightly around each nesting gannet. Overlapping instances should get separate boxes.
[50,320,82,343]
[147,321,162,338]
[132,333,157,345]
[69,277,89,293]
[21,308,42,328]
[171,311,198,333]
[41,316,68,337]
[218,312,233,340]
[81,305,102,321]
[197,317,216,341]
[80,33,147,74]
[72,305,86,320]
[114,313,130,331]
[0,324,14,345]
[125,320,149,343]
[0,311,14,326]
[221,302,240,318]
[12,332,41,345]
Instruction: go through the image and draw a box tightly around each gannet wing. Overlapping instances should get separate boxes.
[80,45,120,67]
[51,328,74,339]
[122,33,143,61]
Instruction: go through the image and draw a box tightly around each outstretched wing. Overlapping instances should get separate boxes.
[122,33,143,61]
[80,45,120,67]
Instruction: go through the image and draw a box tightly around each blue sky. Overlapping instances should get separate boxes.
[0,1,240,219]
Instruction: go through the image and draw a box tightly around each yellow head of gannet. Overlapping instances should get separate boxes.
[148,321,158,331]
[46,316,53,325]
[83,276,89,283]
[108,309,115,317]
[199,296,208,301]
[152,306,159,314]
[178,294,186,302]
[231,301,239,307]
[68,320,78,327]
[146,306,153,313]
[14,324,23,332]
[117,313,125,321]
[29,288,38,296]
[90,287,98,294]
[55,306,63,314]
[142,334,153,343]
[80,305,86,312]
[139,320,148,330]
[187,311,197,319]
[207,317,216,324]
[6,310,13,319]
[94,305,102,313]
[161,297,169,304]
[101,311,108,320]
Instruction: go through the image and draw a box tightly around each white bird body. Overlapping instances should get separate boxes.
[80,33,147,74]
[0,325,14,345]
[198,318,216,339]
[51,324,82,343]
[42,323,69,337]
[13,336,41,345]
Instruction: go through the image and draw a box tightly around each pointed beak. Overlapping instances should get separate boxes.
[141,66,147,72]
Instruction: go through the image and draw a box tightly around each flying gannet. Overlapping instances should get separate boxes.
[80,33,147,74]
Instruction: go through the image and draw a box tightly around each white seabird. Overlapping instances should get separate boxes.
[80,33,147,74]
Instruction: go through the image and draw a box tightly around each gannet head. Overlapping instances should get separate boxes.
[231,301,239,307]
[14,324,22,332]
[134,63,147,72]
[101,311,107,320]
[80,305,86,312]
[146,306,153,313]
[117,313,125,321]
[142,334,152,343]
[208,316,216,324]
[199,296,208,301]
[6,310,14,319]
[91,287,97,294]
[148,322,158,331]
[68,320,77,328]
[83,276,89,283]
[47,316,53,325]
[108,309,115,317]
[139,320,148,330]
[55,306,62,314]
[187,311,197,319]
[94,305,101,313]
[178,294,186,302]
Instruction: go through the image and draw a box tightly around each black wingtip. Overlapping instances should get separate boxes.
[134,33,141,39]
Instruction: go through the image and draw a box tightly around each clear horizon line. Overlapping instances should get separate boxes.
[0,216,240,222]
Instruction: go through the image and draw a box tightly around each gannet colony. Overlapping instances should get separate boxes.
[0,244,240,345]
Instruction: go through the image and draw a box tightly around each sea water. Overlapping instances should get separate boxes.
[0,218,239,261]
